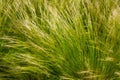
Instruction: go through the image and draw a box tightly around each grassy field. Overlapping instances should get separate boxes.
[0,0,120,80]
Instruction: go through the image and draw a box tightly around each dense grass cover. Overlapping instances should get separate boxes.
[0,0,120,80]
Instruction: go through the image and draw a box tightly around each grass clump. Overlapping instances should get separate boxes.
[0,0,120,80]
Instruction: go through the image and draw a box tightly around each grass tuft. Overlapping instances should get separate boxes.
[0,0,120,80]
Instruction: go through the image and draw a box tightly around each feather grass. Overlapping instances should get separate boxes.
[0,0,120,80]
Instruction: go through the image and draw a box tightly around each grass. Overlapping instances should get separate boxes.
[0,0,120,80]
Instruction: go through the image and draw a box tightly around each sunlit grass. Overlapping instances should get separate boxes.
[0,0,120,80]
